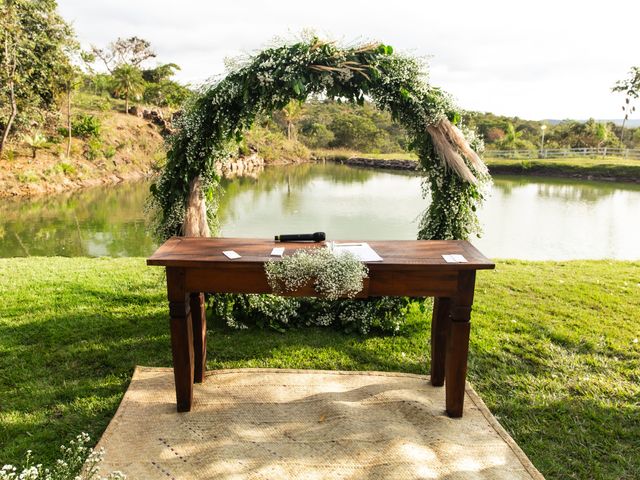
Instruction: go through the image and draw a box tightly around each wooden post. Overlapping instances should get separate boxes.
[445,270,476,418]
[430,297,450,386]
[190,292,207,383]
[167,267,194,412]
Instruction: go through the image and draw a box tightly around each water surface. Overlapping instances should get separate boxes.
[1,163,638,260]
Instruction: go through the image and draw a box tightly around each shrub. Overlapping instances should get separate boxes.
[103,145,117,159]
[16,170,39,183]
[85,138,103,160]
[72,114,101,139]
[209,294,411,335]
[56,162,76,175]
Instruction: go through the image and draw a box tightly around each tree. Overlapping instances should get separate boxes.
[0,0,74,158]
[112,64,145,112]
[142,63,180,83]
[91,37,156,73]
[60,45,83,157]
[0,0,18,158]
[281,100,304,140]
[141,63,192,108]
[612,66,639,143]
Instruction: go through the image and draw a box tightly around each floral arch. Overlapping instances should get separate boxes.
[150,38,490,241]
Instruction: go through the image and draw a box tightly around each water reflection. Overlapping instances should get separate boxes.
[0,165,638,260]
[0,181,156,257]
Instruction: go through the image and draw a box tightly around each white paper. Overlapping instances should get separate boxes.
[223,250,241,260]
[442,254,467,263]
[331,242,383,262]
[271,247,285,257]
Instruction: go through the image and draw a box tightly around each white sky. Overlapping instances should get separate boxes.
[57,0,639,120]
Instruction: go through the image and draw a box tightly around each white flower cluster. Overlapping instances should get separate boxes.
[265,248,368,300]
[0,434,125,480]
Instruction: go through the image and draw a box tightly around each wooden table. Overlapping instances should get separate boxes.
[147,237,494,417]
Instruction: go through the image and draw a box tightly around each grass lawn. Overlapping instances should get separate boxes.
[313,149,640,182]
[485,156,640,182]
[1,257,639,479]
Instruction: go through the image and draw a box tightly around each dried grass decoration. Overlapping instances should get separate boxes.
[151,35,491,242]
[265,247,368,300]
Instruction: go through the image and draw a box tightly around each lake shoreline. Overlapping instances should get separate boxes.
[319,155,640,183]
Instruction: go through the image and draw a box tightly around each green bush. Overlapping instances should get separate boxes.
[72,114,101,139]
[209,294,411,334]
[103,145,116,159]
[85,138,103,160]
[15,170,39,183]
[56,162,76,176]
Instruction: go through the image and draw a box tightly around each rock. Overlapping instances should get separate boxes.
[128,106,143,117]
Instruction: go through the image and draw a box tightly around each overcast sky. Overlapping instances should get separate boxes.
[58,0,639,120]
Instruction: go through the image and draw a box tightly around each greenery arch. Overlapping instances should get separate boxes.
[151,38,490,241]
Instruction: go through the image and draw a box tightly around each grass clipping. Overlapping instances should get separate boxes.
[265,248,368,300]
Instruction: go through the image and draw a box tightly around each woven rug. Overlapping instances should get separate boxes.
[96,367,544,479]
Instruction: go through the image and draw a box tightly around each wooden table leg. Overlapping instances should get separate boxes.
[430,297,450,386]
[190,292,207,383]
[167,268,194,412]
[445,271,476,418]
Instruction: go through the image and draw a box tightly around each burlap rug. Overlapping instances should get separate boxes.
[96,367,544,479]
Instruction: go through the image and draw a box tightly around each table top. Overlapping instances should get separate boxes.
[147,237,495,271]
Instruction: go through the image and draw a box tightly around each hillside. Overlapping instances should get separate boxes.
[0,94,166,198]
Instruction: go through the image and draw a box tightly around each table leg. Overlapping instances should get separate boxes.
[167,268,194,412]
[445,270,476,418]
[190,292,207,383]
[430,297,450,386]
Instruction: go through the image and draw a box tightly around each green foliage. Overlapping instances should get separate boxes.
[0,0,75,143]
[612,66,639,141]
[111,65,145,110]
[298,100,410,152]
[244,121,311,162]
[464,112,631,149]
[84,138,103,161]
[142,79,191,108]
[210,293,410,334]
[151,37,488,242]
[55,161,76,176]
[21,131,48,158]
[102,145,116,159]
[15,169,39,183]
[72,114,101,139]
[141,63,180,83]
[300,121,334,148]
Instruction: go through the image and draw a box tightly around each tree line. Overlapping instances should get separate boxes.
[0,0,189,159]
[1,0,638,161]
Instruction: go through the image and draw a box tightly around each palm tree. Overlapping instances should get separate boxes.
[281,100,304,140]
[112,65,145,113]
[502,123,523,150]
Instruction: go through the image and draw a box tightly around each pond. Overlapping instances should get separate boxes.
[1,162,639,260]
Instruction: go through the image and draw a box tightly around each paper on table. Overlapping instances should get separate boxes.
[331,242,383,262]
[442,254,467,263]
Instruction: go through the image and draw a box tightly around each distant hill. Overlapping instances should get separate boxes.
[544,119,640,127]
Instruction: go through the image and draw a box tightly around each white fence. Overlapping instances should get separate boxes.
[485,148,640,160]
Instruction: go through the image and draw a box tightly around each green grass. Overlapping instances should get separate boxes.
[313,149,640,182]
[1,258,639,479]
[485,156,640,181]
[313,148,418,161]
